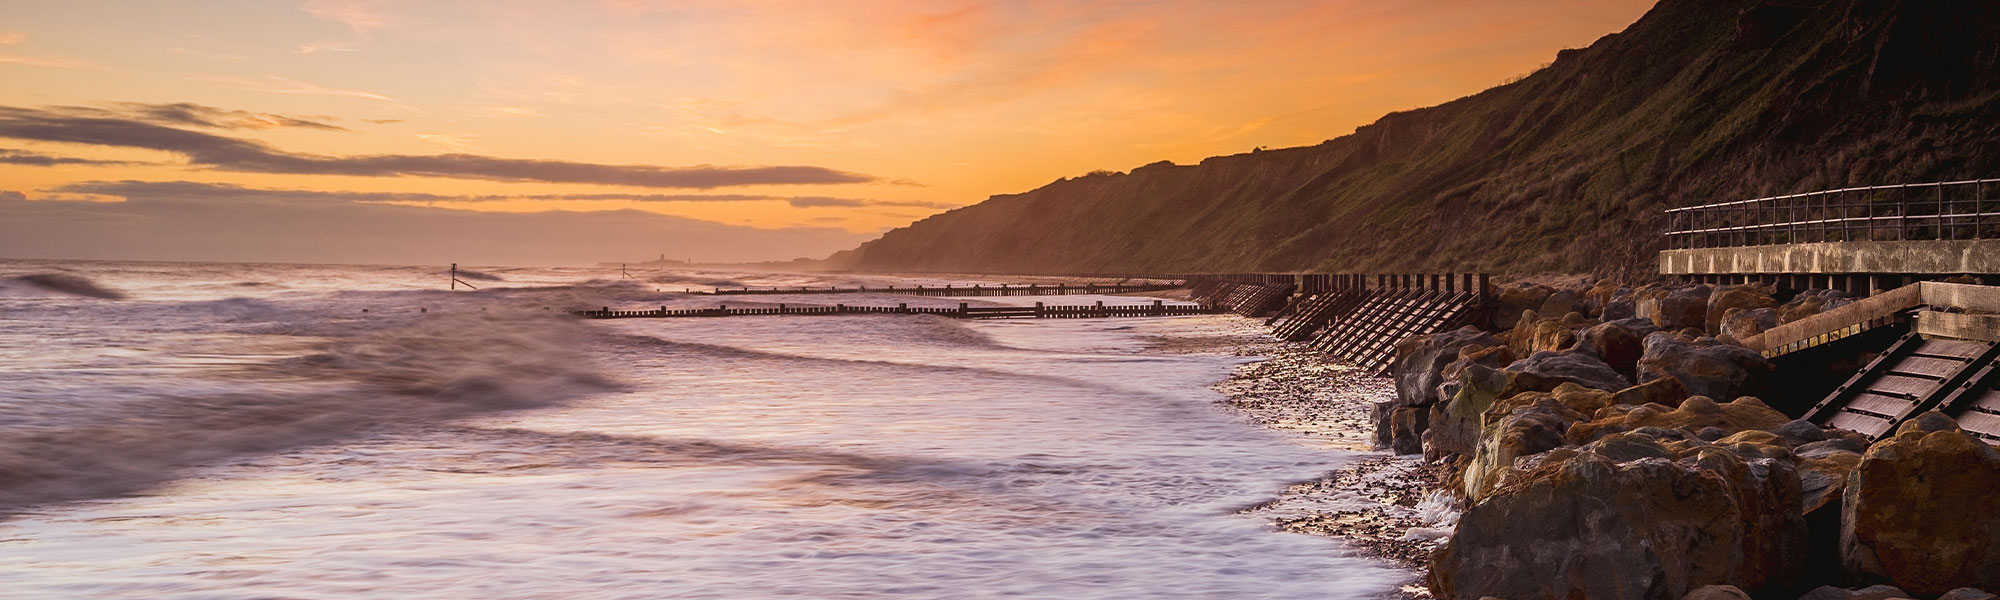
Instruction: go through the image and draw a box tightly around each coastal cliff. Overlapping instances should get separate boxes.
[836,0,2000,277]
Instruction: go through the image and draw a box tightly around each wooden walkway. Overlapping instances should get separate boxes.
[1806,332,2000,441]
[1742,281,2000,358]
[574,300,1220,320]
[705,282,1180,297]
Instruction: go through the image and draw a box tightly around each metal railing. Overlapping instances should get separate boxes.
[1664,178,2000,249]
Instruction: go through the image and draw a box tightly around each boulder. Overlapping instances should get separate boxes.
[1681,585,1751,600]
[1637,332,1775,402]
[1707,285,1778,334]
[1583,280,1625,316]
[1392,327,1503,410]
[1429,364,1544,461]
[1508,350,1632,392]
[1603,298,1638,321]
[1842,413,2000,596]
[1612,376,1689,408]
[1464,396,1587,500]
[1939,588,1999,600]
[1432,453,1747,600]
[1529,317,1581,354]
[1492,283,1555,330]
[1385,327,1501,452]
[1539,290,1584,321]
[1643,285,1713,331]
[1579,320,1646,381]
[1390,406,1426,455]
[1849,584,1918,600]
[1434,343,1515,408]
[1569,395,1791,445]
[1685,446,1808,593]
[1719,307,1779,340]
[1779,290,1855,325]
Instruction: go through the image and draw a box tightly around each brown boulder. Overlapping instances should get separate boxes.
[1579,320,1646,381]
[1719,307,1779,340]
[1612,376,1689,407]
[1842,413,2000,596]
[1432,453,1746,600]
[1570,395,1791,445]
[1583,280,1625,316]
[1685,447,1808,592]
[1464,395,1587,500]
[1680,585,1751,600]
[1508,349,1632,393]
[1706,285,1777,334]
[1539,290,1584,320]
[1492,283,1555,330]
[1642,285,1712,331]
[1428,364,1548,461]
[1637,332,1775,402]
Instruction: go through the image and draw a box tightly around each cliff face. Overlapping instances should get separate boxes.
[837,0,2000,277]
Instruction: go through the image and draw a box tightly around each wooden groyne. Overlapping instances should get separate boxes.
[1189,272,1493,374]
[705,282,1181,297]
[574,300,1220,320]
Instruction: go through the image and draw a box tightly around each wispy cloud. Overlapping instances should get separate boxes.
[51,181,911,209]
[111,102,346,131]
[787,196,866,208]
[0,185,873,265]
[0,55,91,69]
[0,106,881,188]
[0,148,145,167]
[0,33,24,45]
[296,40,364,55]
[302,0,396,34]
[185,75,399,103]
[414,132,478,150]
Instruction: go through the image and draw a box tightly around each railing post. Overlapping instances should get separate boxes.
[1095,300,1105,318]
[1034,302,1044,318]
[1152,299,1163,316]
[959,302,968,318]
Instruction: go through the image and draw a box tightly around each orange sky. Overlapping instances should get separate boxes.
[0,0,1657,262]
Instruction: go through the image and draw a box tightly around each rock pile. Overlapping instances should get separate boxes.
[1380,278,2000,600]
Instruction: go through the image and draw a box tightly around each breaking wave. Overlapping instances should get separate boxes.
[5,273,126,299]
[0,312,614,509]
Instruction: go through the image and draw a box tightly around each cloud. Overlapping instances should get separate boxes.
[0,187,872,265]
[0,191,24,202]
[0,106,881,188]
[0,55,91,68]
[0,148,142,167]
[112,102,346,131]
[0,33,23,45]
[787,196,867,208]
[50,181,912,208]
[303,0,396,34]
[185,75,399,103]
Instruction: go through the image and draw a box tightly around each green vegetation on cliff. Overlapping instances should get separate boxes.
[837,0,2000,277]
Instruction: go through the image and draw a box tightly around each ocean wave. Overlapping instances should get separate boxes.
[451,269,504,282]
[5,273,126,300]
[0,312,615,510]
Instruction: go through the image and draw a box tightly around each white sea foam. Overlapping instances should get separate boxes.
[0,260,1408,599]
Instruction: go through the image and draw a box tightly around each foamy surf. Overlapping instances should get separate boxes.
[0,260,1408,599]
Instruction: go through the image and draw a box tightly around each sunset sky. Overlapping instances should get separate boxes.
[0,0,1655,264]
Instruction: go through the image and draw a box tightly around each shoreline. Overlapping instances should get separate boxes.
[1138,315,1448,598]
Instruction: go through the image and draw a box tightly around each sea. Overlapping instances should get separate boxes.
[0,260,1408,599]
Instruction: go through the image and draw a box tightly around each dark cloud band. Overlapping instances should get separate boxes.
[0,105,880,188]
